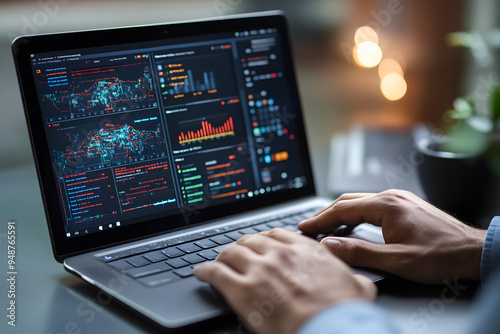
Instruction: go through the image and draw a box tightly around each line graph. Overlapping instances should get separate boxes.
[178,117,234,144]
[166,99,246,153]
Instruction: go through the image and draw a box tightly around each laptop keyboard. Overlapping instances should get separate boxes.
[96,208,321,288]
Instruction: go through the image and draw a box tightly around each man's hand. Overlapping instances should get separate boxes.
[194,228,376,334]
[299,189,487,284]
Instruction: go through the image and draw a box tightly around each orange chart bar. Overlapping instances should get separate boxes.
[178,117,234,144]
[207,168,246,180]
[206,162,231,171]
[212,189,248,199]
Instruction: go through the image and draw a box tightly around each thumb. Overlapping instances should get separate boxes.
[321,237,395,273]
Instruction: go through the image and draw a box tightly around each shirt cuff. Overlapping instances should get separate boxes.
[296,301,399,334]
[481,216,500,282]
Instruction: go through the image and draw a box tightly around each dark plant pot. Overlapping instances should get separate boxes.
[415,136,494,223]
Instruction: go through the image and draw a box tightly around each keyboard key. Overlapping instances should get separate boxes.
[198,250,218,260]
[255,218,272,224]
[143,251,168,263]
[162,247,185,258]
[177,243,202,254]
[213,244,231,254]
[138,271,180,287]
[225,231,242,241]
[284,225,300,232]
[180,232,205,243]
[166,238,183,247]
[125,262,172,278]
[201,228,222,237]
[194,239,218,249]
[108,259,134,271]
[210,235,233,245]
[296,212,314,220]
[147,242,167,250]
[239,227,258,235]
[100,254,119,262]
[281,217,301,225]
[181,254,206,265]
[229,221,253,230]
[253,224,270,232]
[112,249,135,259]
[130,246,150,255]
[166,258,190,269]
[174,267,194,278]
[126,255,151,268]
[267,221,284,228]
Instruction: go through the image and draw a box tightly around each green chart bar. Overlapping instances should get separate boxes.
[185,183,203,190]
[188,198,203,204]
[183,175,202,182]
[187,191,204,198]
[182,167,198,173]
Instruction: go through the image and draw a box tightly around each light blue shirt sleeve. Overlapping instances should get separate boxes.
[296,301,399,334]
[480,216,500,282]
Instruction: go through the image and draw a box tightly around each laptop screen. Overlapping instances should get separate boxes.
[14,13,315,257]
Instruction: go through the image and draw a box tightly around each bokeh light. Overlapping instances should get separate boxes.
[378,58,404,79]
[380,73,407,101]
[355,41,383,68]
[352,46,363,66]
[354,26,379,45]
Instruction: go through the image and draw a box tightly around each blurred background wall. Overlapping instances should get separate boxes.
[0,0,498,171]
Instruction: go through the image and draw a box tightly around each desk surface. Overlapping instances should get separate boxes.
[0,162,477,334]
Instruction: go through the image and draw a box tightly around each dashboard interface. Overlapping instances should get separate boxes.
[29,27,310,239]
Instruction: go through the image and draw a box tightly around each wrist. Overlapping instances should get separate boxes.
[460,228,487,280]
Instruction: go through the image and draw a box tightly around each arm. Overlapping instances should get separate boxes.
[194,228,377,334]
[299,189,487,284]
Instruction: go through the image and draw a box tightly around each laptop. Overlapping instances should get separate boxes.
[12,11,383,330]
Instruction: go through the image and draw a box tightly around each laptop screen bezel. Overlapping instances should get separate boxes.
[12,11,316,262]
